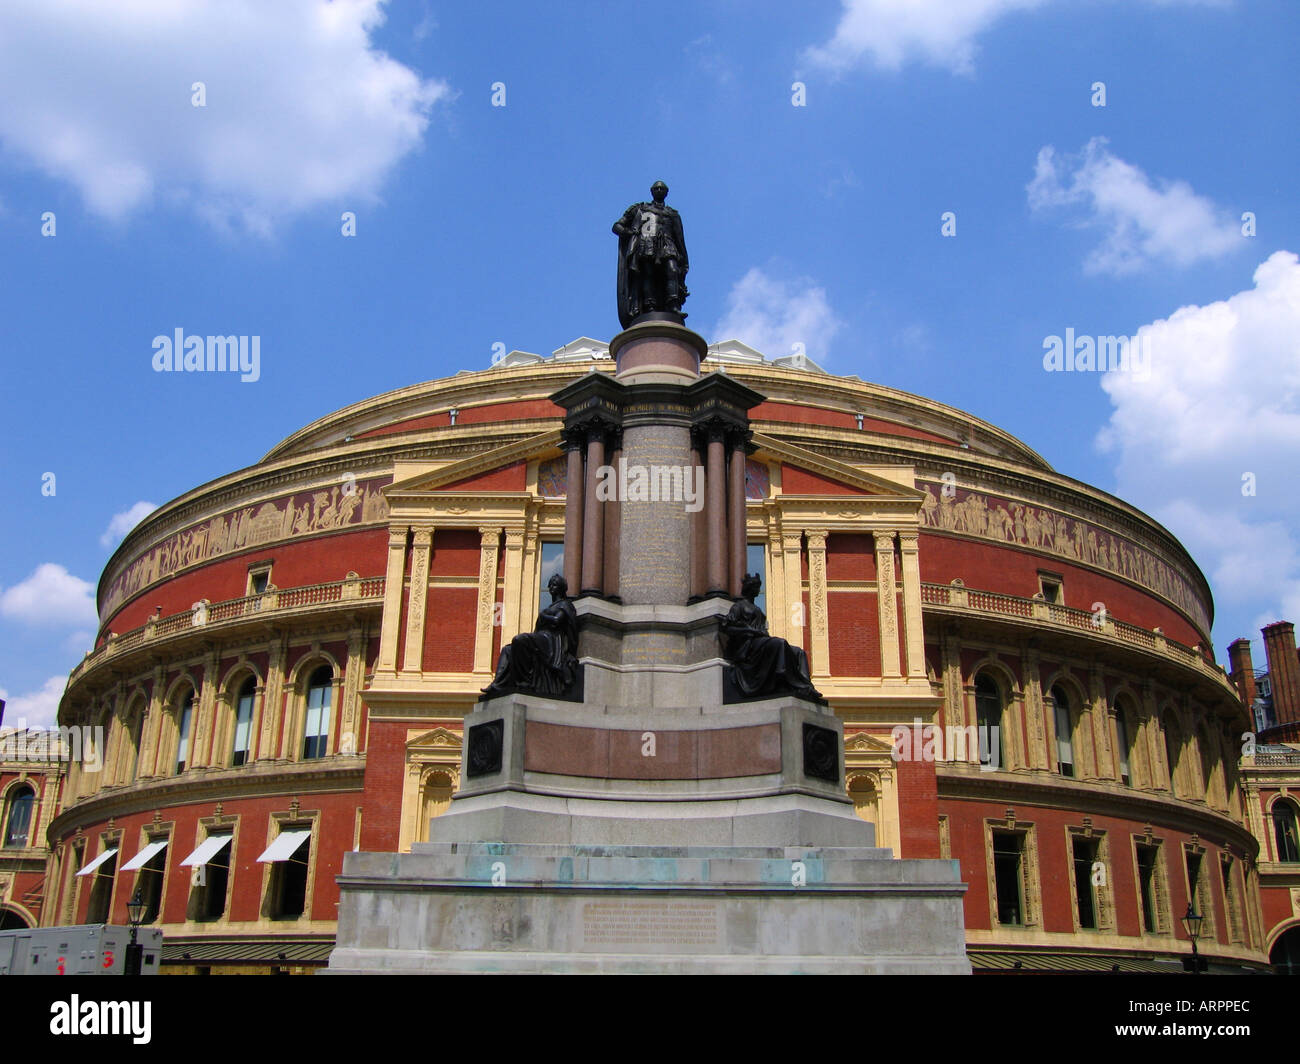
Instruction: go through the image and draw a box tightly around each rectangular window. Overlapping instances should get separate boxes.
[201,836,233,922]
[233,690,254,767]
[1221,857,1241,943]
[1136,843,1161,934]
[137,846,167,924]
[85,853,117,924]
[1115,714,1131,785]
[1038,572,1063,604]
[1185,849,1215,937]
[538,541,564,615]
[992,831,1025,926]
[1072,837,1099,930]
[175,696,193,774]
[247,565,271,596]
[128,716,143,782]
[302,683,331,761]
[268,835,311,919]
[746,543,767,614]
[1055,701,1074,778]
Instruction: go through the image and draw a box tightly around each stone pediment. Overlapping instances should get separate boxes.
[845,731,896,756]
[750,432,924,501]
[407,727,462,754]
[386,431,562,496]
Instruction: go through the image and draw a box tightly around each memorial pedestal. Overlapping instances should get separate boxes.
[329,690,971,974]
[328,317,969,974]
[328,840,969,975]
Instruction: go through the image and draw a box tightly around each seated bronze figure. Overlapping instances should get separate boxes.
[720,573,823,702]
[481,573,579,699]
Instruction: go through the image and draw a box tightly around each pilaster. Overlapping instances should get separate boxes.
[474,527,502,675]
[501,529,527,646]
[806,531,830,679]
[897,531,926,680]
[402,525,433,675]
[377,526,409,677]
[874,530,901,678]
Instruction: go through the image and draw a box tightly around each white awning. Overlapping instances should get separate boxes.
[75,848,118,877]
[120,838,168,872]
[180,834,233,868]
[257,829,311,863]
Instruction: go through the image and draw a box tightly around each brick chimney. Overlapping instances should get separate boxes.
[1261,621,1300,725]
[1227,638,1257,708]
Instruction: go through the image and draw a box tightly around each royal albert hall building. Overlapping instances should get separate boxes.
[27,336,1268,973]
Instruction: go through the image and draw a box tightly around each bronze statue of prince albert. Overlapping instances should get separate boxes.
[613,181,689,329]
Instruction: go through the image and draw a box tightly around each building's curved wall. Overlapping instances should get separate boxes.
[47,353,1260,970]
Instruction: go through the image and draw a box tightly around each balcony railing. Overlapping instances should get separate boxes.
[1254,750,1300,767]
[71,575,385,685]
[922,581,1231,692]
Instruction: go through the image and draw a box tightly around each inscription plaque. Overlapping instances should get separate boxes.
[580,898,722,952]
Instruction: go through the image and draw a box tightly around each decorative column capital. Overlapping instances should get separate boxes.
[727,426,754,451]
[805,530,828,551]
[872,529,897,552]
[478,526,501,546]
[411,524,435,543]
[347,626,366,655]
[504,529,526,548]
[388,526,410,549]
[781,532,803,552]
[897,530,919,552]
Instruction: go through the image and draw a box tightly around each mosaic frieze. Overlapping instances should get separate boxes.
[918,481,1210,635]
[100,476,393,620]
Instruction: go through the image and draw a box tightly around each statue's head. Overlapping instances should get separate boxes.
[650,180,668,203]
[548,573,568,600]
[741,572,762,598]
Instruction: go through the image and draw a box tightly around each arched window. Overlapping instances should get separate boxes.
[303,666,332,760]
[1163,714,1182,795]
[1114,710,1132,786]
[420,770,456,841]
[233,677,256,766]
[3,785,36,848]
[1051,685,1074,778]
[848,776,878,827]
[122,711,143,784]
[1199,725,1223,806]
[1274,801,1300,863]
[974,674,1003,768]
[175,690,195,774]
[1272,926,1300,975]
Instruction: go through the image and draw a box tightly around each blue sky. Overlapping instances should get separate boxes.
[1,0,1297,727]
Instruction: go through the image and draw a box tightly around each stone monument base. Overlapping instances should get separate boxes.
[328,839,970,974]
[328,693,969,975]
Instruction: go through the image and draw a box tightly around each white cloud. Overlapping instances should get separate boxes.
[804,0,1046,75]
[1029,138,1242,275]
[804,0,1225,75]
[0,675,67,730]
[0,0,449,233]
[0,563,98,626]
[713,268,843,364]
[1096,251,1300,634]
[100,501,157,548]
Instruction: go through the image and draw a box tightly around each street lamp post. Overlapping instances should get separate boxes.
[1181,902,1205,975]
[125,888,146,976]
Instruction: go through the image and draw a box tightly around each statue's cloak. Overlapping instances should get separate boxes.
[615,202,689,329]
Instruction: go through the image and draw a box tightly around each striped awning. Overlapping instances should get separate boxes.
[161,939,335,964]
[969,951,1186,974]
